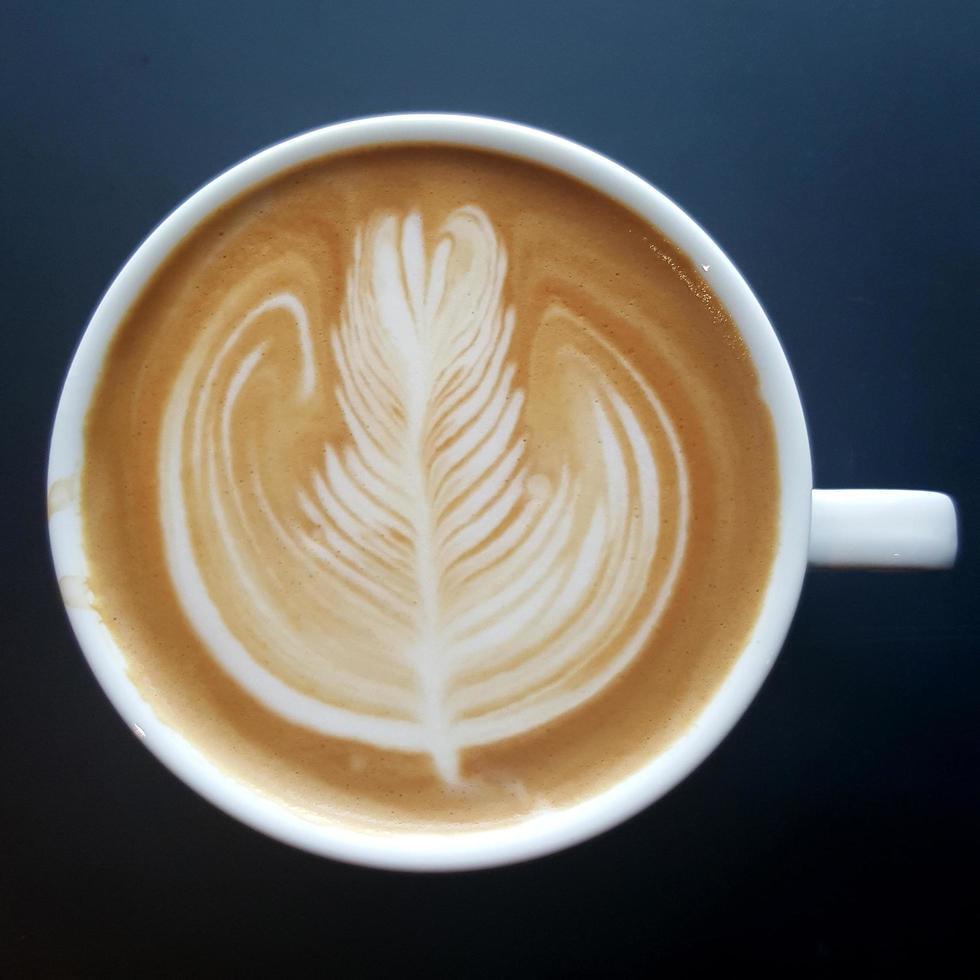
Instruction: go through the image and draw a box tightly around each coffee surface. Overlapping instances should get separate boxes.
[81,145,778,829]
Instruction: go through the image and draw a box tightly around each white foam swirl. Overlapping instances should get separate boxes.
[159,206,689,783]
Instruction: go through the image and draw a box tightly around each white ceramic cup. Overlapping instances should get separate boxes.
[48,114,958,871]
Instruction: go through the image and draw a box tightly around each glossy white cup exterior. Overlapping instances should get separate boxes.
[47,114,957,871]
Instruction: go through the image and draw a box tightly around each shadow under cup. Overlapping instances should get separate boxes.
[48,114,814,871]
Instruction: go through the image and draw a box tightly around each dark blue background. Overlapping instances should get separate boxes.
[2,1,977,973]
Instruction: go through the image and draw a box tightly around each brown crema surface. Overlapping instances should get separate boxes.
[81,145,778,830]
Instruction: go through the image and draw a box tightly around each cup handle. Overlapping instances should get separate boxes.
[808,489,958,569]
[809,490,958,568]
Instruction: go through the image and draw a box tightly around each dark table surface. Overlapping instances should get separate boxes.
[3,1,977,974]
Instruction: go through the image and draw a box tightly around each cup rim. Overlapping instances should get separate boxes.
[47,112,812,871]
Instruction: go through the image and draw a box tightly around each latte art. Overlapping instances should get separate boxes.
[161,206,688,783]
[81,146,778,828]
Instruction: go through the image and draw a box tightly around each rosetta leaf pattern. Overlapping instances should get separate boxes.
[160,206,686,783]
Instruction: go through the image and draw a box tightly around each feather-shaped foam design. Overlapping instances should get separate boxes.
[159,206,688,783]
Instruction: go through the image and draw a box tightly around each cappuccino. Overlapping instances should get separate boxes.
[82,146,778,829]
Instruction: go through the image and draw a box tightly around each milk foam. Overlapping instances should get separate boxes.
[159,205,689,783]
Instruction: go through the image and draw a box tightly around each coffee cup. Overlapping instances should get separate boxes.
[48,114,957,870]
